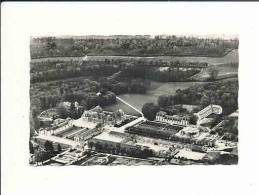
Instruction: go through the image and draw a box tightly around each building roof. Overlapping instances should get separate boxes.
[157,111,167,116]
[89,105,103,113]
[181,126,199,134]
[198,117,214,125]
[228,110,239,118]
[94,132,124,143]
[157,111,189,120]
[174,149,206,161]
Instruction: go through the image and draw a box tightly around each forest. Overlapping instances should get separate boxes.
[30,36,238,58]
[30,59,203,85]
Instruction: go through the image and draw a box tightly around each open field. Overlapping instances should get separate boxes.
[168,49,238,65]
[103,81,204,115]
[191,63,238,80]
[30,49,238,65]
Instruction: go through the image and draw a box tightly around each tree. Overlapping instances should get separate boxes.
[157,95,169,108]
[34,148,45,165]
[142,103,160,121]
[57,144,62,153]
[56,103,69,119]
[29,141,34,154]
[46,37,57,51]
[189,114,198,125]
[200,95,211,107]
[44,140,54,152]
[69,102,77,119]
[208,68,219,81]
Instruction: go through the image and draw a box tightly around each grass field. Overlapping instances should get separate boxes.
[167,49,238,65]
[192,63,238,80]
[31,49,238,65]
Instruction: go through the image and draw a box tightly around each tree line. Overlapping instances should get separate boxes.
[30,58,205,83]
[88,139,154,158]
[31,36,238,58]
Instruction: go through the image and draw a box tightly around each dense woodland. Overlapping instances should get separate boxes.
[31,36,238,58]
[30,59,203,83]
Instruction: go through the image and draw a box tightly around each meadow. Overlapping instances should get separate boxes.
[31,49,238,65]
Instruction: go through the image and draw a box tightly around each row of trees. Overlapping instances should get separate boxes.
[126,125,174,140]
[30,57,207,74]
[99,76,150,95]
[88,139,154,158]
[31,36,238,58]
[30,61,120,83]
[116,65,201,82]
[30,58,203,83]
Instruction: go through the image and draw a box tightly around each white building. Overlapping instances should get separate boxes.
[81,106,126,126]
[196,104,223,125]
[156,111,189,126]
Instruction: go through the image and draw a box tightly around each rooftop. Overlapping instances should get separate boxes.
[72,118,97,128]
[228,110,239,118]
[175,149,206,161]
[94,131,124,143]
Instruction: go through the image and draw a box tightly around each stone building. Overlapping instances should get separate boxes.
[81,106,126,126]
[156,111,190,126]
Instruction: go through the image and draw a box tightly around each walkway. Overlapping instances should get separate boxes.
[36,134,80,147]
[116,96,143,116]
[118,116,145,132]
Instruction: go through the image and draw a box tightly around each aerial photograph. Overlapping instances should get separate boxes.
[29,35,239,166]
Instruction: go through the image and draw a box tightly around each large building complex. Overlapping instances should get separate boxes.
[156,111,190,126]
[33,101,237,166]
[81,106,126,126]
[196,104,222,121]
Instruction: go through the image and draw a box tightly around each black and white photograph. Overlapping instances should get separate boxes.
[2,2,259,195]
[29,35,239,166]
